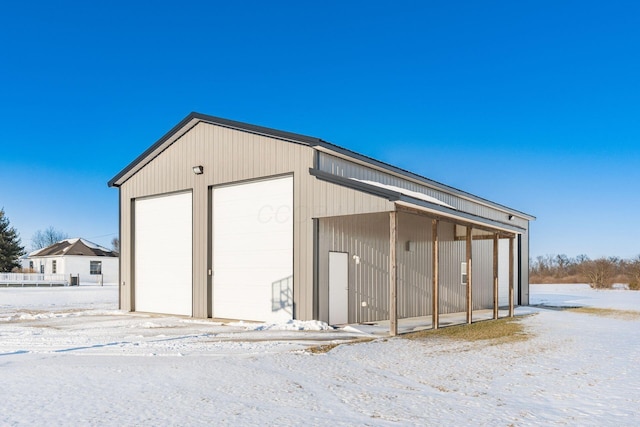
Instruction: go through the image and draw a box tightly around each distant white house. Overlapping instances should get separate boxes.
[23,238,118,285]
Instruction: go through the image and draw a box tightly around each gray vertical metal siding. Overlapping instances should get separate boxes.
[319,213,390,323]
[118,122,393,320]
[119,122,315,319]
[471,237,495,310]
[437,221,467,314]
[397,212,433,319]
[117,119,530,322]
[318,214,505,323]
[318,152,531,310]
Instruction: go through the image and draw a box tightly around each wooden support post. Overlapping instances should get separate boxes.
[389,211,398,336]
[493,233,499,319]
[509,236,515,317]
[466,226,473,324]
[432,219,439,330]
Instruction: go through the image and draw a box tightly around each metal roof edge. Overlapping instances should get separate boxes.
[192,112,326,146]
[108,113,201,187]
[107,112,535,223]
[309,168,401,201]
[108,112,326,188]
[312,142,535,221]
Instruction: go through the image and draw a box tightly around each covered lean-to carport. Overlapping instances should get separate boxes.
[109,112,534,335]
[312,155,530,335]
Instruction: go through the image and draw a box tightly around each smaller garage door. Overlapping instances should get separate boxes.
[212,176,293,322]
[135,192,193,316]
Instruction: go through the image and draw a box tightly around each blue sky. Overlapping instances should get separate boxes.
[1,1,639,259]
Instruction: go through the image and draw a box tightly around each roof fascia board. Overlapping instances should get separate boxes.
[313,144,535,221]
[309,168,401,201]
[59,254,118,258]
[108,115,201,187]
[26,254,60,259]
[395,200,525,234]
[190,113,325,146]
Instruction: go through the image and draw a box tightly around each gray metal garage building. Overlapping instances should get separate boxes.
[108,112,534,335]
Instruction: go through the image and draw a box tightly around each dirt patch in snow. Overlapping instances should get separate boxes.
[567,306,640,320]
[305,337,376,354]
[402,315,533,344]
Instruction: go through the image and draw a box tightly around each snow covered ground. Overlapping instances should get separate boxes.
[1,284,639,426]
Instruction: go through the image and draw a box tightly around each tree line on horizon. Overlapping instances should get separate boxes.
[3,206,640,290]
[530,253,640,290]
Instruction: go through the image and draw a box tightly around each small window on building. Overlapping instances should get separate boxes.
[461,262,467,285]
[52,260,57,274]
[29,261,33,269]
[40,264,44,274]
[90,261,102,275]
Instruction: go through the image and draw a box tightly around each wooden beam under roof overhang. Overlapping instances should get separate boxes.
[394,203,518,238]
[454,225,515,241]
[432,219,439,330]
[389,211,398,336]
[310,168,528,234]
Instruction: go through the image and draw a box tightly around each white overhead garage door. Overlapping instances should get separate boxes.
[213,176,293,322]
[135,192,193,316]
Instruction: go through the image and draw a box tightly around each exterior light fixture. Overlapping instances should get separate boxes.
[508,215,514,221]
[192,165,204,175]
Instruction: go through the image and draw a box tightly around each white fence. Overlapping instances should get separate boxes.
[0,273,69,287]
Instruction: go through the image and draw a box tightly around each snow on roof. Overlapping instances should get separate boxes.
[27,238,117,258]
[350,178,455,209]
[75,238,112,253]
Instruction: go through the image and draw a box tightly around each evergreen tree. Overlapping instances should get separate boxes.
[0,208,25,272]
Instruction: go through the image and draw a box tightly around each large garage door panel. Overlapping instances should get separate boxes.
[135,192,192,316]
[213,176,293,322]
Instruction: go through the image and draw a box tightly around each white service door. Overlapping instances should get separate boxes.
[135,192,193,316]
[213,176,293,322]
[329,251,349,325]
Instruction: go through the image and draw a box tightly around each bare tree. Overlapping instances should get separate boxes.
[31,227,69,250]
[111,237,120,253]
[575,254,590,264]
[555,254,570,275]
[580,258,615,289]
[625,255,640,290]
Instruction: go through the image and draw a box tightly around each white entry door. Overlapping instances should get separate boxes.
[212,176,293,322]
[329,251,349,325]
[134,192,193,316]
